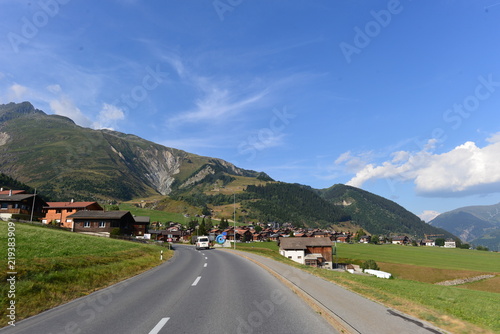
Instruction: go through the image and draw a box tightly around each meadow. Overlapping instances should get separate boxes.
[0,222,172,327]
[236,241,500,334]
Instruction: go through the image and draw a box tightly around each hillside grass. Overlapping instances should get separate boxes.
[117,202,190,223]
[235,242,500,334]
[0,222,172,327]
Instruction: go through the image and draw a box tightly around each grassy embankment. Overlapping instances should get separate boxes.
[0,222,172,327]
[235,242,500,334]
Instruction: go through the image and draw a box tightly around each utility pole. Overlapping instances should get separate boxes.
[233,192,236,250]
[30,188,36,222]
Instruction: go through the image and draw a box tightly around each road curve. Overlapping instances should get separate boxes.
[0,245,336,334]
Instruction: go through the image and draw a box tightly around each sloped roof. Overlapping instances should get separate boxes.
[0,190,26,195]
[134,216,150,224]
[45,201,102,209]
[279,237,332,250]
[0,193,40,202]
[68,210,130,220]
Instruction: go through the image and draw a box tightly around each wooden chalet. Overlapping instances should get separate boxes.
[69,210,140,236]
[0,190,47,221]
[279,237,333,267]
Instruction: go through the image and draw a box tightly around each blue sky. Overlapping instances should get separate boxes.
[1,0,500,221]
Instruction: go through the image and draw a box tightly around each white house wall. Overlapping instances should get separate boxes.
[280,249,305,264]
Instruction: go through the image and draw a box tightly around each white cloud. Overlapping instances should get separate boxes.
[49,96,91,128]
[166,73,269,127]
[418,210,440,222]
[46,84,62,94]
[7,83,28,100]
[337,134,500,197]
[93,103,125,130]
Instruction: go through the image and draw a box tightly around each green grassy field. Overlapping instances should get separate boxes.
[236,242,500,334]
[335,243,500,272]
[117,203,190,223]
[0,222,172,326]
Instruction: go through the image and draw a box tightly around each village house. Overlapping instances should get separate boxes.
[334,233,350,243]
[42,201,103,229]
[392,236,409,245]
[359,235,371,243]
[69,210,145,236]
[0,189,47,221]
[132,216,150,236]
[422,239,436,247]
[279,237,333,268]
[444,239,456,248]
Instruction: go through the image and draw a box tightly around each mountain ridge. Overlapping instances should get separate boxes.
[430,202,500,250]
[0,101,456,238]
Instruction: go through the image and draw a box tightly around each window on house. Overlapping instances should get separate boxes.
[288,256,292,259]
[99,222,106,228]
[56,209,61,213]
[298,256,302,259]
[1,203,8,209]
[84,222,90,228]
[66,219,72,223]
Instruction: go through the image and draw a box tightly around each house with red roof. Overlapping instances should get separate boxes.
[42,200,103,229]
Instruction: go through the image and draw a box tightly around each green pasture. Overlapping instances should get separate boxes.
[335,243,499,273]
[0,222,171,326]
[117,203,189,224]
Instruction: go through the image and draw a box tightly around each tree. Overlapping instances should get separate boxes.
[354,229,365,242]
[360,259,379,271]
[219,218,229,229]
[371,235,380,244]
[188,219,198,230]
[476,245,489,251]
[205,216,213,231]
[202,206,211,216]
[254,225,262,233]
[435,238,445,247]
[289,231,295,237]
[198,220,207,236]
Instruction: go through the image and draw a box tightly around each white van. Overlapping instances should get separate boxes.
[195,236,210,250]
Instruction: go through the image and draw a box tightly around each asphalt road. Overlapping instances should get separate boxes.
[1,245,336,334]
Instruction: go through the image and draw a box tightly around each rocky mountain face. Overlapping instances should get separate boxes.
[430,203,500,251]
[0,102,458,238]
[0,102,262,201]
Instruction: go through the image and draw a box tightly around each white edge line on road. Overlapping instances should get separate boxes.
[192,276,202,286]
[149,317,170,334]
[204,263,207,267]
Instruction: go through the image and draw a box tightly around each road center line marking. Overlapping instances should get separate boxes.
[149,317,170,334]
[204,263,207,267]
[205,257,208,260]
[192,276,202,286]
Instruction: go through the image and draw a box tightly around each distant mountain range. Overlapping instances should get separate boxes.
[0,102,454,238]
[430,203,500,251]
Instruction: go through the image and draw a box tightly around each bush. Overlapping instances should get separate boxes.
[110,228,121,236]
[360,259,380,271]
